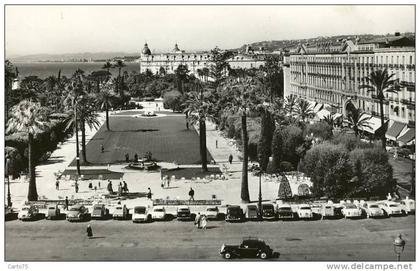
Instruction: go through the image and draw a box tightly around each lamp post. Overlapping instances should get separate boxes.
[393,234,406,261]
[253,166,263,220]
[5,156,12,207]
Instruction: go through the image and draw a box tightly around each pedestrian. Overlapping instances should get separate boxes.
[201,215,207,230]
[65,196,69,210]
[228,154,233,164]
[123,181,128,193]
[107,180,113,194]
[88,182,93,189]
[134,153,139,163]
[194,212,202,229]
[75,181,79,193]
[55,179,60,190]
[147,187,152,200]
[101,144,104,153]
[167,177,171,188]
[216,139,218,148]
[118,183,122,196]
[86,225,93,239]
[98,181,101,189]
[125,153,130,163]
[188,187,195,201]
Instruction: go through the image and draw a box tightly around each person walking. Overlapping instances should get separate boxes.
[195,212,202,229]
[55,179,60,190]
[101,144,104,153]
[228,154,233,164]
[201,215,207,230]
[65,196,69,210]
[118,182,122,196]
[125,153,130,163]
[147,187,152,200]
[86,225,93,239]
[188,187,195,201]
[134,153,139,163]
[216,140,218,149]
[123,181,128,193]
[75,181,79,193]
[107,180,113,194]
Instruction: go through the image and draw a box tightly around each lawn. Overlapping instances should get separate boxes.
[70,114,213,166]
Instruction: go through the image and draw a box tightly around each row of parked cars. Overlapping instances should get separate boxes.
[10,198,415,222]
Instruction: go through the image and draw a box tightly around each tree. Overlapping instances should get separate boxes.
[97,86,114,131]
[271,125,303,170]
[209,48,231,88]
[283,95,298,116]
[163,90,183,112]
[219,76,263,202]
[344,108,372,136]
[175,64,189,93]
[294,98,314,123]
[114,60,126,96]
[102,61,113,74]
[304,121,333,141]
[257,106,275,171]
[278,175,293,199]
[77,94,100,164]
[262,55,284,100]
[6,100,47,201]
[183,83,213,172]
[359,69,399,149]
[89,70,110,93]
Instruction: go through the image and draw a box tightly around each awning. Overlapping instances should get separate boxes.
[361,115,383,134]
[308,101,316,111]
[397,128,415,144]
[316,109,331,120]
[313,103,324,113]
[386,121,406,141]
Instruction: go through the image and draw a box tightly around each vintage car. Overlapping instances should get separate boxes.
[399,198,415,215]
[379,201,403,217]
[277,204,294,220]
[296,204,313,220]
[361,202,385,218]
[18,205,39,221]
[261,203,277,220]
[225,205,244,222]
[66,204,90,222]
[176,206,192,221]
[132,206,151,223]
[341,203,363,219]
[5,207,17,221]
[244,204,259,221]
[220,238,273,259]
[91,204,109,220]
[46,204,61,220]
[112,205,130,220]
[205,206,219,220]
[151,206,166,221]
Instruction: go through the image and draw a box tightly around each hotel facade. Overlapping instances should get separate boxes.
[283,35,415,145]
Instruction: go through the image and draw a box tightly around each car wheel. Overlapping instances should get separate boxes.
[260,252,268,259]
[224,252,232,259]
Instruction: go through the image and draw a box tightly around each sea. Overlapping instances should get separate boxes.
[13,62,140,79]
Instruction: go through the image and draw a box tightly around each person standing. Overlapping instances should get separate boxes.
[75,181,79,193]
[55,179,60,190]
[188,187,195,201]
[147,187,152,200]
[101,144,104,153]
[125,153,130,163]
[118,182,122,196]
[65,196,69,210]
[228,154,233,164]
[123,181,128,193]
[201,215,207,230]
[134,153,139,163]
[195,212,202,229]
[216,140,218,149]
[86,225,93,239]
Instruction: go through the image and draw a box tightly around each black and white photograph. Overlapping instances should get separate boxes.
[2,2,417,270]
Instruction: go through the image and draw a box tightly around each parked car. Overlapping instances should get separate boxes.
[225,205,244,222]
[177,206,192,221]
[361,202,385,218]
[132,206,151,223]
[277,204,294,220]
[320,204,335,219]
[5,207,17,221]
[18,205,39,221]
[261,203,277,220]
[113,205,129,220]
[341,203,362,219]
[205,206,219,220]
[91,204,109,220]
[310,204,323,219]
[244,204,259,220]
[66,204,90,222]
[46,204,61,220]
[151,206,166,221]
[379,201,403,217]
[296,204,313,220]
[399,198,415,215]
[220,238,273,259]
[333,205,344,218]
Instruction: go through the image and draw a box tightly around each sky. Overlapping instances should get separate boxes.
[5,5,415,56]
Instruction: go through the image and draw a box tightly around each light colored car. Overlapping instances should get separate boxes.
[379,201,403,217]
[244,205,259,220]
[151,206,166,221]
[91,204,109,220]
[18,205,39,221]
[361,202,384,218]
[113,205,129,220]
[297,204,313,219]
[321,204,335,219]
[205,206,219,220]
[66,204,89,222]
[341,203,362,219]
[132,206,151,223]
[46,204,61,220]
[399,199,415,215]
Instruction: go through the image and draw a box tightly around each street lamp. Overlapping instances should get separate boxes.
[393,234,406,261]
[5,156,12,207]
[253,166,263,220]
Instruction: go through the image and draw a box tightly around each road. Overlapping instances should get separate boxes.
[5,215,415,261]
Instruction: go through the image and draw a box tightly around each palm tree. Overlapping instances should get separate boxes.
[322,114,335,128]
[344,108,372,136]
[359,69,399,149]
[183,82,212,172]
[114,60,126,96]
[219,76,263,202]
[78,94,101,164]
[7,100,46,201]
[294,98,314,122]
[175,64,189,93]
[283,95,298,116]
[102,61,113,74]
[98,86,114,131]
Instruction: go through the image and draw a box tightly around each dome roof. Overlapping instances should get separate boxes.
[142,43,151,55]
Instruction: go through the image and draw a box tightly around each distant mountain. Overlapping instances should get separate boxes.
[237,33,415,52]
[8,52,140,62]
